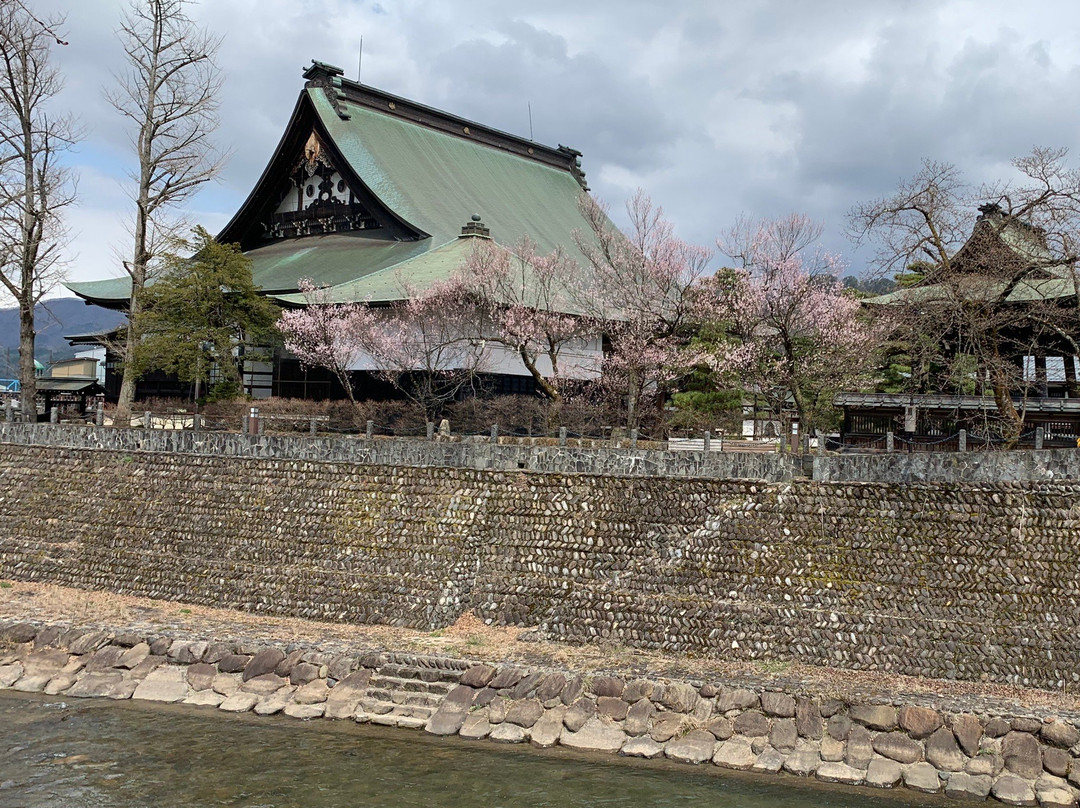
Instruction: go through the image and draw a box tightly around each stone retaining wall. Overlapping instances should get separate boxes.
[2,444,1080,689]
[2,620,1078,806]
[0,422,799,481]
[815,448,1080,483]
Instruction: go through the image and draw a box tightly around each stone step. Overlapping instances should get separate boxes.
[377,663,462,684]
[367,675,453,695]
[359,700,436,720]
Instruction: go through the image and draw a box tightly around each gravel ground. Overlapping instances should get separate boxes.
[3,578,1079,719]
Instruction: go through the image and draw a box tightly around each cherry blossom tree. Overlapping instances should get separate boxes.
[367,279,488,420]
[456,237,589,403]
[278,280,378,414]
[278,279,487,424]
[707,214,884,435]
[575,190,712,432]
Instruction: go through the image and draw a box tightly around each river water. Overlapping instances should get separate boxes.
[0,690,938,807]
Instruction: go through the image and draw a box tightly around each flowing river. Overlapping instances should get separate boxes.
[0,691,940,807]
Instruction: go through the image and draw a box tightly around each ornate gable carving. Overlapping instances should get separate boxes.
[266,131,380,239]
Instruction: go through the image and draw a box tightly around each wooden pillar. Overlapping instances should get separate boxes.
[1035,353,1048,397]
[1064,356,1079,398]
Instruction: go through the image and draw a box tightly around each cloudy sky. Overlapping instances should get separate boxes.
[30,0,1080,291]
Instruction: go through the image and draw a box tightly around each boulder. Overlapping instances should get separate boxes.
[293,678,330,705]
[490,722,528,743]
[945,772,992,800]
[898,705,942,739]
[901,762,941,793]
[457,661,494,687]
[186,663,217,692]
[505,699,544,728]
[827,713,852,741]
[656,682,698,713]
[816,762,864,785]
[716,688,758,713]
[283,703,324,720]
[713,737,757,770]
[991,774,1036,806]
[620,736,665,759]
[952,713,984,756]
[1042,721,1080,750]
[590,676,625,698]
[116,643,150,671]
[242,648,285,681]
[65,671,125,699]
[459,711,492,740]
[535,673,566,702]
[624,699,655,736]
[186,689,226,708]
[489,667,524,689]
[562,698,595,732]
[132,666,188,703]
[289,662,321,686]
[925,726,966,771]
[845,725,874,769]
[753,746,785,773]
[1003,731,1044,780]
[86,645,125,672]
[851,704,897,731]
[795,698,823,739]
[865,758,902,788]
[560,718,626,753]
[529,706,565,748]
[217,654,251,674]
[770,718,798,751]
[1042,746,1071,777]
[820,735,845,762]
[596,697,629,721]
[622,679,654,703]
[782,748,821,777]
[760,691,796,717]
[218,692,259,713]
[665,730,716,765]
[733,710,770,737]
[241,673,288,696]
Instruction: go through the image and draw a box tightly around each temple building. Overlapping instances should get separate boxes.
[66,61,603,401]
[836,204,1080,450]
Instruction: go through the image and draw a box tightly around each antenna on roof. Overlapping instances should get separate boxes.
[357,36,363,82]
[528,102,534,141]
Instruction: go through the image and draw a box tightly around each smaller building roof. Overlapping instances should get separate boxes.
[835,391,1080,414]
[36,378,103,394]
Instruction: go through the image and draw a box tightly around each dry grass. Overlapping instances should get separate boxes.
[3,578,1080,716]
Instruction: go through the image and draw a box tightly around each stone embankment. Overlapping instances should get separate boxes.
[3,620,1079,807]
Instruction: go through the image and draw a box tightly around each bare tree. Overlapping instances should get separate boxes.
[107,0,225,426]
[849,149,1080,444]
[0,4,76,419]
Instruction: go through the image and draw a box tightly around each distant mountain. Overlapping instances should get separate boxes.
[0,297,125,376]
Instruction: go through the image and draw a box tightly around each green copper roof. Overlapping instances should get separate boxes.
[246,233,430,293]
[64,276,132,306]
[68,78,601,309]
[867,266,1078,306]
[309,88,594,259]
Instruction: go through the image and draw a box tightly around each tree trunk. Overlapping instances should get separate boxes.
[519,346,561,403]
[625,368,640,433]
[113,284,141,427]
[18,298,34,421]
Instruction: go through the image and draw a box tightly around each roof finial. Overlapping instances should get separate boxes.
[460,215,490,238]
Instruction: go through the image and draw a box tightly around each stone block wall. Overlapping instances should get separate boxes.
[814,448,1080,483]
[2,619,1079,806]
[0,423,800,481]
[1,445,1080,689]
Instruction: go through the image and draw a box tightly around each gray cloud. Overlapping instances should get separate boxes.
[29,0,1080,285]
